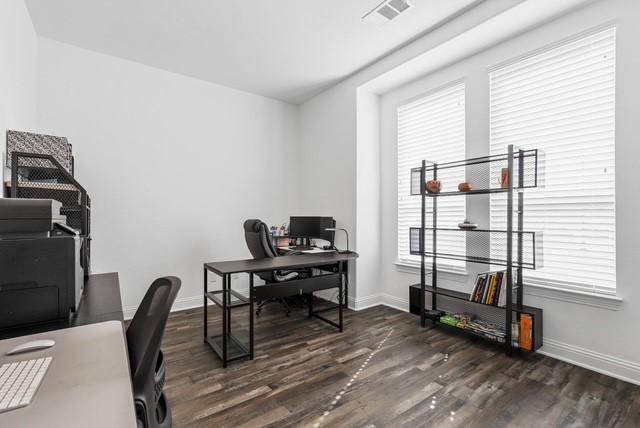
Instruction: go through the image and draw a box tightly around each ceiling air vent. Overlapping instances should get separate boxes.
[362,0,412,25]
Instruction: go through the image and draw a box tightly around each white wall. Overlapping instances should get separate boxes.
[35,38,300,314]
[302,0,640,384]
[0,0,38,194]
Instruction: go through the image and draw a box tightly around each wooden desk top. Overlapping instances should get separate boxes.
[0,321,136,428]
[205,251,358,275]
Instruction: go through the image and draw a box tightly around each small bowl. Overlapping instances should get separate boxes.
[458,220,478,230]
[458,182,472,192]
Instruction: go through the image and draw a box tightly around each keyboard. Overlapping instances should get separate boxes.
[0,357,52,413]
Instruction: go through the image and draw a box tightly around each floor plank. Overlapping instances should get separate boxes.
[161,301,640,428]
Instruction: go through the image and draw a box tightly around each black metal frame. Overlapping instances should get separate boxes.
[10,151,92,276]
[415,144,542,352]
[203,261,346,367]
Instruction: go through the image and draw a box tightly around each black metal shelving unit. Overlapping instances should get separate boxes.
[410,144,543,352]
[203,273,254,367]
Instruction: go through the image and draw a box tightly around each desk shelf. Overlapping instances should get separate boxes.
[206,334,250,362]
[206,289,250,309]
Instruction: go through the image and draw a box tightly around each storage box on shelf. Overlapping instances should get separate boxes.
[408,144,543,353]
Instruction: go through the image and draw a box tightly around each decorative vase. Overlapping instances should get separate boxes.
[426,180,441,194]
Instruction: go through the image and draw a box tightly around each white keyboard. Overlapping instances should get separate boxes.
[0,357,52,413]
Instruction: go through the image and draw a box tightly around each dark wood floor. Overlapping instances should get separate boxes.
[161,301,640,428]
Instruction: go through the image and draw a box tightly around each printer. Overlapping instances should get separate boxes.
[0,198,84,330]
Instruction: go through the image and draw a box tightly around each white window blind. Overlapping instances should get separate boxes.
[397,82,466,269]
[490,27,616,295]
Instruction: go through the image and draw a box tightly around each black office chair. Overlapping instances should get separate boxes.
[243,219,303,316]
[126,276,181,428]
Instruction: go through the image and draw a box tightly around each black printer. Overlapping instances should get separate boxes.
[0,198,84,330]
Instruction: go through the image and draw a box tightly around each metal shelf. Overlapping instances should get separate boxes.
[206,334,250,362]
[410,148,540,196]
[423,188,511,197]
[408,227,539,269]
[435,321,507,345]
[409,284,541,316]
[205,289,250,309]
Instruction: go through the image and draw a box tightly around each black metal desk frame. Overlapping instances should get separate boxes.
[203,252,356,367]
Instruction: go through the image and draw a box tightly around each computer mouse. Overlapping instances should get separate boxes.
[6,339,56,356]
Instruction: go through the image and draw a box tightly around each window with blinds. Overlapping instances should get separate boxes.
[397,82,466,269]
[489,27,616,295]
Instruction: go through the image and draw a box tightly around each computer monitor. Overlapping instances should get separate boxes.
[289,216,335,243]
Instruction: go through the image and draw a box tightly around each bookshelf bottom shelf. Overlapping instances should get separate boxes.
[431,315,541,352]
[409,285,542,352]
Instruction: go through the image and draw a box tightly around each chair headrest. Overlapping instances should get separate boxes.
[243,219,264,234]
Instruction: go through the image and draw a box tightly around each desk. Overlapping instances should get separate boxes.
[204,252,358,367]
[0,273,123,340]
[0,321,137,428]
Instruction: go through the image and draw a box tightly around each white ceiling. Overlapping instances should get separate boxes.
[25,0,478,104]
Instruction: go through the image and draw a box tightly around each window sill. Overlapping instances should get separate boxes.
[523,283,623,311]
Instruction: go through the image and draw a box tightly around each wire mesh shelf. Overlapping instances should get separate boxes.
[410,148,541,196]
[409,227,540,269]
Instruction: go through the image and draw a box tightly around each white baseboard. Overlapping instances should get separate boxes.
[379,293,409,312]
[353,293,384,310]
[123,294,206,320]
[539,338,640,385]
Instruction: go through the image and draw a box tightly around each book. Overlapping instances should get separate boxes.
[469,273,483,301]
[520,314,533,351]
[440,314,459,327]
[491,273,498,303]
[474,275,486,302]
[497,272,507,307]
[482,274,491,304]
[470,271,511,305]
[493,272,503,305]
[511,322,520,347]
[481,274,492,303]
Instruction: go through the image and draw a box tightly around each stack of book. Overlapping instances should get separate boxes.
[465,319,506,343]
[469,271,507,306]
[439,312,506,343]
[439,311,534,350]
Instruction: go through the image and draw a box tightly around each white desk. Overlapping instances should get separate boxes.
[0,321,136,428]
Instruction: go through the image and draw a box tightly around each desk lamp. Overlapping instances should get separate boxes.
[325,227,350,254]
